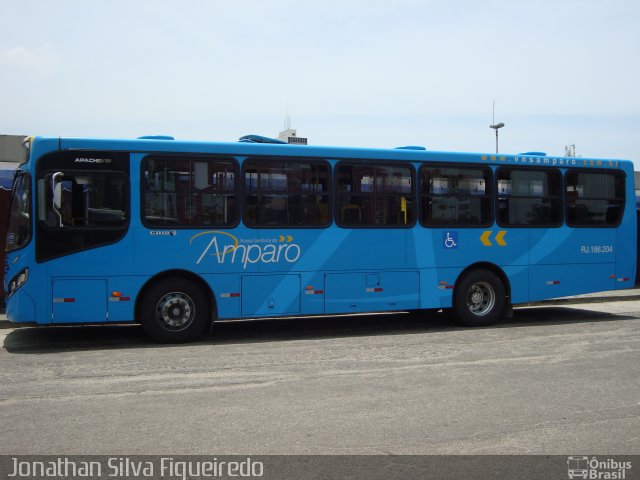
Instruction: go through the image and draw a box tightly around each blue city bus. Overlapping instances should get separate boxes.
[5,135,637,342]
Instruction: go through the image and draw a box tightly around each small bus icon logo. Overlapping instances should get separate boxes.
[567,456,589,479]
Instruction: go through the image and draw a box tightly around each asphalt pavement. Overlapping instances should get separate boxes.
[1,297,639,455]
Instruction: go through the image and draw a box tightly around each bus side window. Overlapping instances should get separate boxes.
[142,156,238,227]
[496,168,562,227]
[40,173,127,228]
[243,159,330,228]
[566,171,624,227]
[337,163,414,227]
[420,165,492,227]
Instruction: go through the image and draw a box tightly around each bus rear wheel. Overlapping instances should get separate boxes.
[140,279,209,343]
[454,269,506,327]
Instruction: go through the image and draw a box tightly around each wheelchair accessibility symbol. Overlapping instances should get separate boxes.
[443,231,458,249]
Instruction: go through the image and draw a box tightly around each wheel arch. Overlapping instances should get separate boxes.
[454,262,511,303]
[134,269,217,325]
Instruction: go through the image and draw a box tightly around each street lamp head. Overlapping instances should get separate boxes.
[489,122,505,130]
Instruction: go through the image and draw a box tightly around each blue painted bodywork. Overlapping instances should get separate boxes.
[4,136,637,325]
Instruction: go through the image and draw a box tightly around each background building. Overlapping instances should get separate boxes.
[0,134,25,163]
[278,116,307,145]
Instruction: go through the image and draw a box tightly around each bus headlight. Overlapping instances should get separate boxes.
[8,268,29,297]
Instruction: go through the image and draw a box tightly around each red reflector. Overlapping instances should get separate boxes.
[64,298,75,303]
[110,295,130,302]
[445,285,454,289]
[230,293,241,297]
[314,290,324,295]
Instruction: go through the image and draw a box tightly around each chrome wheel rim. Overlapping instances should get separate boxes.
[467,281,495,316]
[156,292,195,330]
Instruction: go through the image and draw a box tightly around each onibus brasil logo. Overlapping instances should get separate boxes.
[190,231,301,269]
[567,456,632,479]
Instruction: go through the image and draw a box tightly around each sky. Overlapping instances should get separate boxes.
[1,0,639,167]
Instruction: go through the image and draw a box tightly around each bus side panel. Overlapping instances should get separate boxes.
[203,273,241,319]
[300,271,326,315]
[410,228,529,269]
[615,178,637,289]
[241,274,301,316]
[529,228,617,299]
[317,229,406,271]
[530,227,616,265]
[324,271,419,314]
[52,278,107,323]
[616,223,637,289]
[419,268,450,308]
[503,265,529,304]
[529,263,615,302]
[107,276,145,322]
[46,275,142,324]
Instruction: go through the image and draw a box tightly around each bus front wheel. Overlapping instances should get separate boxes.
[140,279,209,343]
[454,269,506,327]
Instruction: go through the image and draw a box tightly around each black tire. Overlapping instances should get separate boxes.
[139,278,210,343]
[453,269,506,327]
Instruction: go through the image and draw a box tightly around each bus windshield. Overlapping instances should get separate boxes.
[6,172,31,252]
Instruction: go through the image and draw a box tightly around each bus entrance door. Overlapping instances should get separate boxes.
[52,279,107,323]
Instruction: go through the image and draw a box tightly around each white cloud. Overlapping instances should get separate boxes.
[0,43,57,69]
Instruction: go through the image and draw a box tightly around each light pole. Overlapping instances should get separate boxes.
[489,122,505,154]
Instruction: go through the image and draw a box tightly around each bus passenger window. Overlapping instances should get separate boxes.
[142,157,238,227]
[496,168,562,227]
[566,171,624,227]
[420,166,492,227]
[243,159,330,227]
[337,163,414,227]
